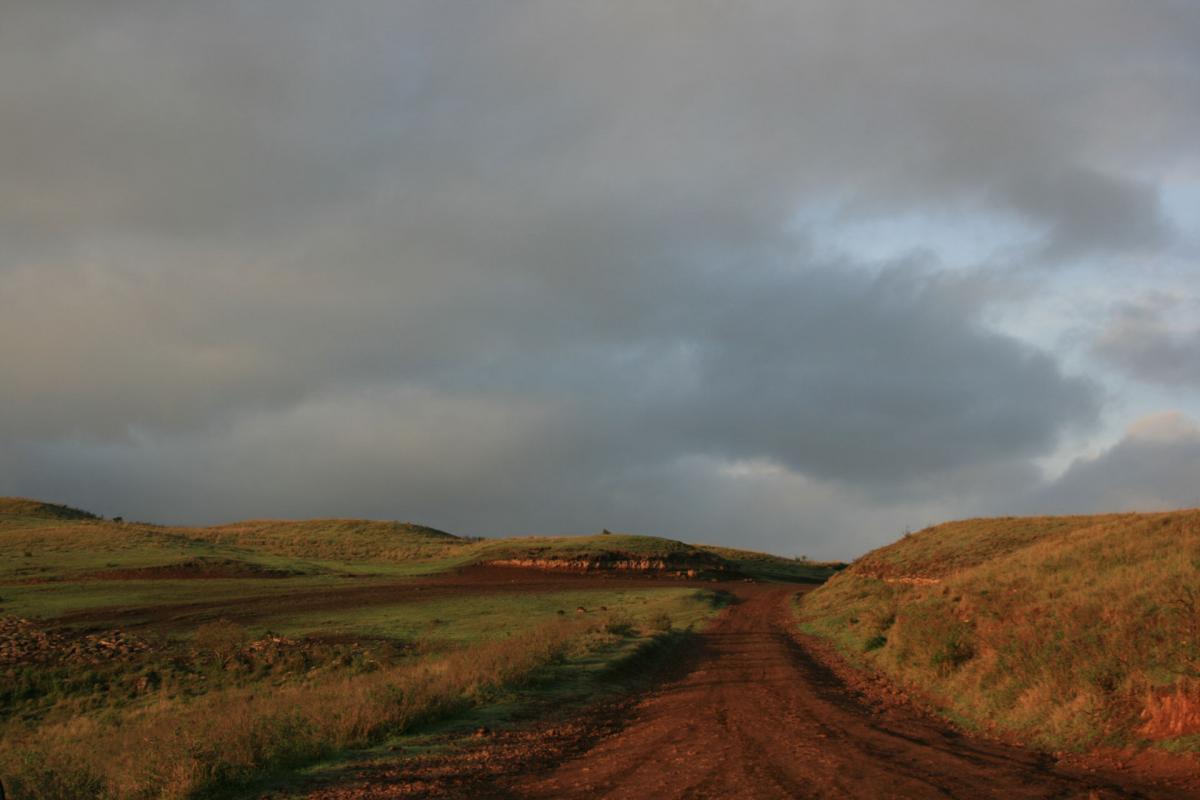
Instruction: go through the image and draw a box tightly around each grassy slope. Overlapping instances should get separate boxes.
[1,498,746,799]
[0,497,840,587]
[0,497,832,798]
[799,510,1200,752]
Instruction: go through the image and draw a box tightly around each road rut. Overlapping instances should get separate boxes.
[301,582,1198,799]
[513,585,1190,799]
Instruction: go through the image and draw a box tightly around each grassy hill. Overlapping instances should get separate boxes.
[0,498,98,522]
[798,510,1200,752]
[0,497,836,798]
[0,497,839,584]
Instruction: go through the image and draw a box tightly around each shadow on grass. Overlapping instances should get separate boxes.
[211,628,705,800]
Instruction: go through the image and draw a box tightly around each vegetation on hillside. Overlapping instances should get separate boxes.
[0,498,98,521]
[0,498,840,583]
[798,510,1200,752]
[1,589,721,799]
[1,496,823,797]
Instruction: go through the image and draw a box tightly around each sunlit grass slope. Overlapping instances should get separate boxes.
[799,510,1200,752]
[0,497,840,583]
[1,498,749,799]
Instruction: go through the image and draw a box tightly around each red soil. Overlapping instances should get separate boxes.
[297,583,1200,800]
[54,565,691,630]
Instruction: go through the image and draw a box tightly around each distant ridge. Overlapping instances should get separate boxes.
[0,497,98,520]
[0,496,841,584]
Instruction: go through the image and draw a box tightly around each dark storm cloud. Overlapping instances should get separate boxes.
[1033,413,1200,513]
[2,2,1196,554]
[1094,296,1200,389]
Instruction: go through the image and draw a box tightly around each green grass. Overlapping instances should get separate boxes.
[1,589,724,799]
[696,544,842,583]
[472,532,706,560]
[278,587,715,644]
[0,498,842,584]
[798,509,1200,752]
[1,497,765,798]
[0,574,349,624]
[259,626,705,800]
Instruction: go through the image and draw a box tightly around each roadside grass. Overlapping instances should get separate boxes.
[0,495,815,795]
[2,619,595,799]
[255,625,707,800]
[1,579,723,799]
[798,510,1200,753]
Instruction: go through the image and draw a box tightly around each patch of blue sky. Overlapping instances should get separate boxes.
[1160,178,1200,249]
[795,202,1045,270]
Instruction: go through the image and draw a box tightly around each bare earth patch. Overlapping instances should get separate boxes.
[294,584,1200,800]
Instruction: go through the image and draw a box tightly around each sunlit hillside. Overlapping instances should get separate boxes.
[800,511,1200,751]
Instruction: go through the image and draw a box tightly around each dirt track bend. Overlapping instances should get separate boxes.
[303,582,1198,800]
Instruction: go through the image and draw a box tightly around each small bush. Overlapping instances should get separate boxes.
[863,634,887,652]
[604,613,636,637]
[930,632,975,675]
[194,619,250,663]
[7,750,105,800]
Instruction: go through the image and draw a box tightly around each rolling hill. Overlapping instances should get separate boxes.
[798,510,1200,752]
[0,496,839,584]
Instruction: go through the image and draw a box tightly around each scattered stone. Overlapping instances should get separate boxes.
[0,616,151,665]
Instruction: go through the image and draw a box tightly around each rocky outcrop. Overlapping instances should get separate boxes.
[0,616,151,665]
[486,556,719,578]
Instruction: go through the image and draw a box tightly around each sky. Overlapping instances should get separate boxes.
[2,1,1199,559]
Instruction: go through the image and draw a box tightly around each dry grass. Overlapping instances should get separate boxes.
[799,510,1200,752]
[1,498,841,583]
[0,618,599,799]
[197,519,465,565]
[1140,678,1200,740]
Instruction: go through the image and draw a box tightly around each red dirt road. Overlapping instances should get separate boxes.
[304,582,1199,800]
[515,585,1197,799]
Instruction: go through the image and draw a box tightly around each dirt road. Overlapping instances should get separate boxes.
[515,584,1199,799]
[303,583,1198,800]
[55,565,684,630]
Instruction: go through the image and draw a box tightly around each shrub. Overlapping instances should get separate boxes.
[604,613,636,637]
[863,634,887,652]
[930,630,975,675]
[193,619,250,663]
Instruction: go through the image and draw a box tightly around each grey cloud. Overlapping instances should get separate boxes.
[1033,412,1200,513]
[1094,296,1200,388]
[1,2,1195,555]
[1003,167,1168,260]
[0,386,1023,561]
[643,266,1100,486]
[3,2,1194,254]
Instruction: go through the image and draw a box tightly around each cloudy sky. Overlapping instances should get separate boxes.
[3,1,1199,559]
